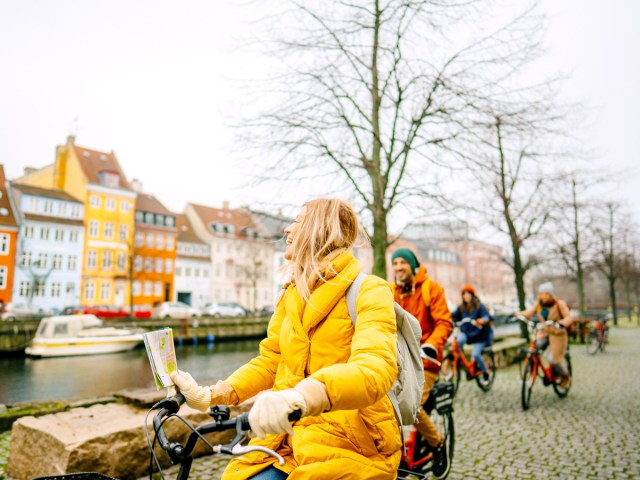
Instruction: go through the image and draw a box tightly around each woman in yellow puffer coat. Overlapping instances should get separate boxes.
[170,198,401,479]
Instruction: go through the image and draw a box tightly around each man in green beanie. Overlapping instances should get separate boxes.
[391,247,452,479]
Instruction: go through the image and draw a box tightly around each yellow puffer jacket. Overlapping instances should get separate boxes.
[221,251,401,479]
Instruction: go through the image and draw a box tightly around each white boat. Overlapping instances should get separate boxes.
[26,314,144,357]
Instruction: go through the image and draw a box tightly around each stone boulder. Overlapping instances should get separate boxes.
[7,401,251,480]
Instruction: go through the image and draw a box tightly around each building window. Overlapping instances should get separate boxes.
[132,281,141,296]
[165,259,173,274]
[203,268,209,277]
[117,252,126,271]
[135,232,144,247]
[89,195,101,208]
[54,229,64,241]
[68,255,77,271]
[144,212,154,224]
[28,197,39,211]
[134,256,143,272]
[52,254,63,270]
[166,216,175,227]
[104,222,114,239]
[185,267,192,277]
[194,268,200,278]
[135,211,144,223]
[87,250,97,269]
[98,171,120,188]
[70,231,79,243]
[156,258,163,273]
[146,233,154,248]
[89,221,99,238]
[34,281,45,297]
[100,282,111,301]
[156,235,164,250]
[119,225,128,242]
[145,257,153,272]
[57,202,66,216]
[20,251,32,267]
[105,198,116,211]
[43,200,54,214]
[102,251,113,270]
[40,228,50,240]
[0,266,6,289]
[51,282,61,297]
[19,281,31,297]
[71,204,81,218]
[176,266,182,276]
[166,236,175,251]
[120,201,131,213]
[24,226,35,239]
[37,253,48,269]
[144,281,152,296]
[84,281,95,301]
[154,282,162,297]
[0,234,9,255]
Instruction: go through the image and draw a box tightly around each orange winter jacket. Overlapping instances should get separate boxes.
[393,266,452,373]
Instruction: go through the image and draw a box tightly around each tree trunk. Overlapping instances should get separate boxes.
[609,275,618,326]
[572,180,586,315]
[371,210,388,279]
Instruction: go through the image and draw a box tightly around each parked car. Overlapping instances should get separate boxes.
[60,305,84,315]
[152,302,200,319]
[259,305,275,317]
[1,302,49,321]
[77,305,131,319]
[202,302,248,318]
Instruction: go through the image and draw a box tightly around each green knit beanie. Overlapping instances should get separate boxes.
[391,248,420,274]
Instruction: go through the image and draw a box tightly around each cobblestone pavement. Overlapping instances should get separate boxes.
[1,329,638,480]
[142,328,640,480]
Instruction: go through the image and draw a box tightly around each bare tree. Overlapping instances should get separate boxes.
[593,202,623,325]
[618,226,640,324]
[237,0,549,277]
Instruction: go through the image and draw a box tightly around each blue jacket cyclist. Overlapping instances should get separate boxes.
[451,284,493,381]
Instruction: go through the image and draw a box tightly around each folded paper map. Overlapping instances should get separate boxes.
[143,328,177,390]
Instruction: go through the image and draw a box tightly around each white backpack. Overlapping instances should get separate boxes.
[346,272,425,426]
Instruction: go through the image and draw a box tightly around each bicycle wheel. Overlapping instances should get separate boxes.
[601,327,609,352]
[440,353,461,396]
[411,409,455,477]
[552,353,572,398]
[474,350,496,392]
[521,358,535,411]
[586,331,599,355]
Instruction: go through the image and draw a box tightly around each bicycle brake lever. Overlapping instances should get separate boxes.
[230,444,286,466]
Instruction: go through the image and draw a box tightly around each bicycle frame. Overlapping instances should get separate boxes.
[449,337,481,379]
[522,340,558,385]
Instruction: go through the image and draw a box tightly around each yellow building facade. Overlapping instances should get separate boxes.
[16,136,137,307]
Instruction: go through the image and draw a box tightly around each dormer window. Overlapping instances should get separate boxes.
[98,171,120,188]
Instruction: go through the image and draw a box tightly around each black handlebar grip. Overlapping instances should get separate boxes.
[288,409,302,422]
[175,392,186,406]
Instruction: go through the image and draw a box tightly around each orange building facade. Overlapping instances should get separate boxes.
[0,165,18,303]
[131,193,177,313]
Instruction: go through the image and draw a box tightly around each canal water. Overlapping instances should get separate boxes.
[0,340,261,405]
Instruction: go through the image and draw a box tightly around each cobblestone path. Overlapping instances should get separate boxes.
[143,327,640,480]
[2,329,637,479]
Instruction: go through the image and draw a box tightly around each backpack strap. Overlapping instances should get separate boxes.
[346,272,406,445]
[346,271,367,325]
[421,277,431,307]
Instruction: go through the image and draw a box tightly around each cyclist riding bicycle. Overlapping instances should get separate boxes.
[391,247,453,479]
[517,282,573,389]
[451,284,494,382]
[170,199,402,479]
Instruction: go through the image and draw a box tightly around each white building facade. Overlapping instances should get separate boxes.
[173,214,211,309]
[10,184,85,312]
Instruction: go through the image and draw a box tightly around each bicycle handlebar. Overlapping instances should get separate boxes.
[515,315,565,330]
[153,395,302,467]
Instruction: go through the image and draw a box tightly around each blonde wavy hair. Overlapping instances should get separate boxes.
[286,198,361,303]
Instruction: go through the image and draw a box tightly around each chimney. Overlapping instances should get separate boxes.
[67,135,75,145]
[131,178,143,193]
[23,167,37,176]
[222,200,230,210]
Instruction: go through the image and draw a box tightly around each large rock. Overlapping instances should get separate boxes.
[7,401,251,480]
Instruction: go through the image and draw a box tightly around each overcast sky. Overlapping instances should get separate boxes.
[1,1,638,226]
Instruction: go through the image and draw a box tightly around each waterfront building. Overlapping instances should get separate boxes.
[9,183,84,311]
[173,214,211,309]
[0,165,19,304]
[132,192,177,314]
[185,202,275,312]
[14,136,136,307]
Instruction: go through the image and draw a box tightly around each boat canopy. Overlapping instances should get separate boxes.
[36,315,105,337]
